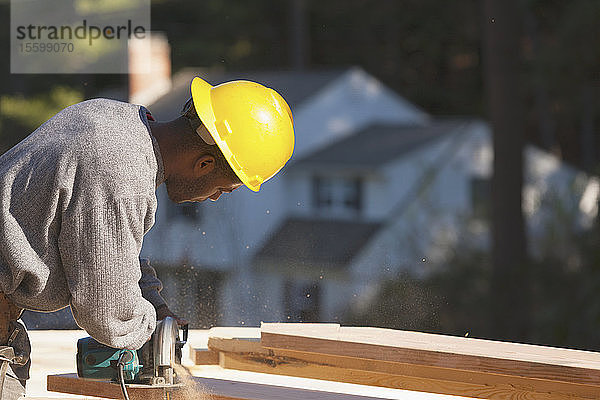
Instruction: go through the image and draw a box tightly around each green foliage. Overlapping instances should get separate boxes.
[0,86,83,153]
[1,86,83,129]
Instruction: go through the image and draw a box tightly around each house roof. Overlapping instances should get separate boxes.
[149,68,346,120]
[290,119,468,171]
[254,218,381,273]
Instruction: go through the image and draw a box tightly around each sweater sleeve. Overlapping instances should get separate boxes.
[139,258,166,308]
[59,196,156,350]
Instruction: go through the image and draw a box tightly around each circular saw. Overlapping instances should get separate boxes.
[76,317,188,399]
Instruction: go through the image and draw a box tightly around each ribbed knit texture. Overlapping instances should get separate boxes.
[0,98,166,350]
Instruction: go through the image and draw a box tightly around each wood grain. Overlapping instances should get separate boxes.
[195,375,420,400]
[192,348,220,365]
[46,374,181,400]
[208,337,265,354]
[47,372,437,400]
[204,335,600,399]
[261,323,600,386]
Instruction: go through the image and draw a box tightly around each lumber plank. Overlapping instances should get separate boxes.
[218,348,598,399]
[192,348,220,365]
[188,364,473,399]
[49,372,372,400]
[207,327,261,340]
[50,370,468,400]
[46,373,181,400]
[208,337,265,354]
[189,327,261,365]
[195,376,417,400]
[204,337,600,399]
[261,323,600,387]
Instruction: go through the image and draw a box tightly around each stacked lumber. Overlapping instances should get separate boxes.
[48,325,464,400]
[47,323,600,400]
[48,371,441,400]
[194,323,600,400]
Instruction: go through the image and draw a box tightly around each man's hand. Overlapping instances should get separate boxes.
[155,304,188,326]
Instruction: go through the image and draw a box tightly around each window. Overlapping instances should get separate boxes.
[471,176,491,220]
[313,176,362,215]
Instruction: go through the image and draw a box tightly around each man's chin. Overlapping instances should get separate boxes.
[166,189,190,203]
[169,196,205,203]
[168,194,207,203]
[165,182,211,203]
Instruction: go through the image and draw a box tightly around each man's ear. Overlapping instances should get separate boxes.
[193,155,216,177]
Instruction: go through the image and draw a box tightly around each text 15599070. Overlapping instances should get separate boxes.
[19,42,74,52]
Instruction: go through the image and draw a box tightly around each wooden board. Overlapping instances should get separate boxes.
[188,365,472,399]
[188,327,260,366]
[194,376,424,400]
[208,337,264,354]
[191,348,220,365]
[260,323,600,387]
[48,371,459,400]
[46,374,182,400]
[206,327,261,339]
[215,342,598,399]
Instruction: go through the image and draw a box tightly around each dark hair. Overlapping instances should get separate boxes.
[181,97,203,133]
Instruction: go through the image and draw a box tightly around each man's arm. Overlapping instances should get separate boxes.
[139,258,188,325]
[59,196,156,350]
[139,258,166,308]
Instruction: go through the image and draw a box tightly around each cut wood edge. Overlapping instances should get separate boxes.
[192,347,220,365]
[208,337,265,354]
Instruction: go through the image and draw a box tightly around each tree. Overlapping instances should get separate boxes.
[483,0,530,341]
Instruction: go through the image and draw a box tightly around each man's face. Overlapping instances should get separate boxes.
[165,169,243,203]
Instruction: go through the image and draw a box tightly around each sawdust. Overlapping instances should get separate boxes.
[173,364,211,400]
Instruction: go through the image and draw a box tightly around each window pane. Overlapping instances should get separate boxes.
[313,176,362,214]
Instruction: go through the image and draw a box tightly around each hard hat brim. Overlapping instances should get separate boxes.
[190,76,261,192]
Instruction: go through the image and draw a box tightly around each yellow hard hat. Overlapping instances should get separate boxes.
[190,77,295,192]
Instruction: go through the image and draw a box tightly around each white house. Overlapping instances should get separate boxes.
[140,67,598,327]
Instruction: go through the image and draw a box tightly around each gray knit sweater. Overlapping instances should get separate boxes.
[0,98,166,350]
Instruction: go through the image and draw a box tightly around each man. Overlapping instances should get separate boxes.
[0,76,295,398]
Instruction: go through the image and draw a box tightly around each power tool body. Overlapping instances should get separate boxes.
[76,317,188,390]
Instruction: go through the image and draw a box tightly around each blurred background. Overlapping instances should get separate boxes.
[2,0,600,350]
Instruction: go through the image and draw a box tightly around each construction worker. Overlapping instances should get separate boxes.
[0,77,295,399]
